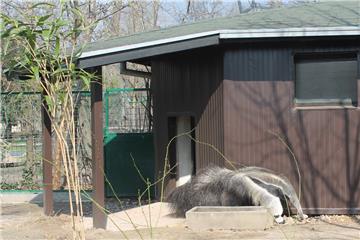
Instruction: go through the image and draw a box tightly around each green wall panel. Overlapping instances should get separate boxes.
[104,133,155,197]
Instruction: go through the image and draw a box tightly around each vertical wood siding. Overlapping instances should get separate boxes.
[152,50,224,195]
[223,43,360,214]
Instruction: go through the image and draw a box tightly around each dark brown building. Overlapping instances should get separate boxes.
[79,2,360,215]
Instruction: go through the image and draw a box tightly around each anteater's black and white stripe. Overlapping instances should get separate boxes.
[167,166,306,223]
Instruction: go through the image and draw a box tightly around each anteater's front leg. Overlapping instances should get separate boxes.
[229,174,285,224]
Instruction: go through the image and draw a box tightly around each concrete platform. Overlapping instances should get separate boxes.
[0,191,92,203]
[83,202,185,231]
[186,206,273,231]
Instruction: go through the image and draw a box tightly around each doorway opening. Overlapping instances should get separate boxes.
[168,115,196,186]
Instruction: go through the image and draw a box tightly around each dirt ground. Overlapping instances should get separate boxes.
[1,203,359,240]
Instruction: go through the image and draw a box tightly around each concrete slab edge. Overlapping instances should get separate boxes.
[0,191,92,203]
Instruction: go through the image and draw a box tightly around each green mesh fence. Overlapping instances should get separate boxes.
[105,88,152,134]
[103,88,154,197]
[0,88,153,190]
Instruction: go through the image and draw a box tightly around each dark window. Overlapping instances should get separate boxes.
[295,52,358,106]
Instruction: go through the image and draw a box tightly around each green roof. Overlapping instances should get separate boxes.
[84,1,360,53]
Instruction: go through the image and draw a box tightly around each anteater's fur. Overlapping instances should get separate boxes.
[167,166,305,220]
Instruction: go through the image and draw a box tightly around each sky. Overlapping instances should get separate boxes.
[157,0,297,27]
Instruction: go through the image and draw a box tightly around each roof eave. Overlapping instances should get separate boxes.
[78,34,219,68]
[78,26,360,69]
[219,26,360,39]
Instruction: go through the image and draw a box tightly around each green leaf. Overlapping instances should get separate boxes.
[37,14,52,26]
[1,26,15,38]
[30,2,55,9]
[2,38,10,55]
[31,66,40,81]
[54,36,60,56]
[10,26,26,37]
[79,74,91,90]
[51,66,68,76]
[44,95,53,110]
[42,29,51,40]
[55,19,68,28]
[58,91,66,104]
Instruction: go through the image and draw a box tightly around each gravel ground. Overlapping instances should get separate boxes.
[40,198,152,217]
[284,214,360,225]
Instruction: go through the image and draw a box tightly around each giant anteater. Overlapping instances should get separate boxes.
[167,166,307,224]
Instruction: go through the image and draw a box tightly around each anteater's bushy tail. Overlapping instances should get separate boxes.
[167,183,194,217]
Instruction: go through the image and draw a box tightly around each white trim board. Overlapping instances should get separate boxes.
[80,26,360,59]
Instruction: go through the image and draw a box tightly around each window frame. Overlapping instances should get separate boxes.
[292,50,360,109]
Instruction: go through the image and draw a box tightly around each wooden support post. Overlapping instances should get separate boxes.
[90,67,106,228]
[42,89,53,215]
[358,79,360,106]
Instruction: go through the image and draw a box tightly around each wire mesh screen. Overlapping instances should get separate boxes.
[0,92,94,190]
[106,89,152,133]
[72,92,92,189]
[1,93,43,189]
[0,89,153,190]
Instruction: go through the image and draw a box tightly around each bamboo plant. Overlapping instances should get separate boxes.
[1,2,94,239]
